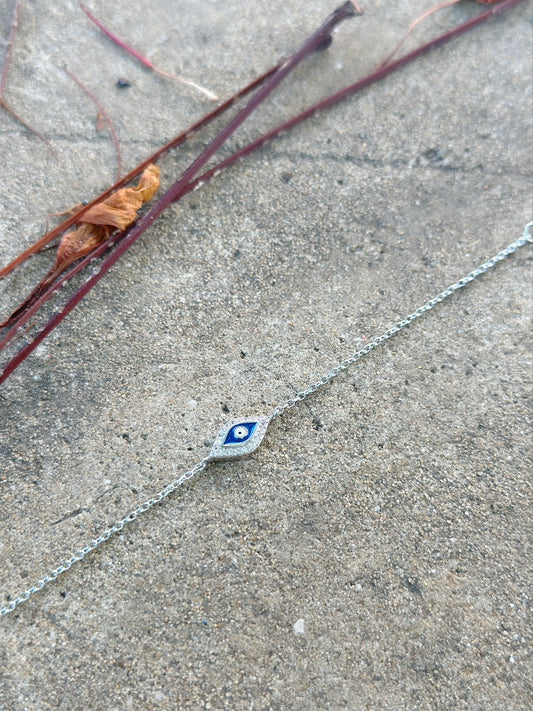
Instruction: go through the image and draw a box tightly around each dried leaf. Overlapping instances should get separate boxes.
[53,224,108,268]
[80,164,160,231]
[0,165,160,328]
[57,164,159,267]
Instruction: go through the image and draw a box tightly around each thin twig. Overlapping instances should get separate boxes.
[64,65,121,181]
[0,102,54,151]
[79,3,218,101]
[44,202,86,234]
[0,0,55,153]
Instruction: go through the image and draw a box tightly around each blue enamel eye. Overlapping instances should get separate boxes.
[223,422,257,446]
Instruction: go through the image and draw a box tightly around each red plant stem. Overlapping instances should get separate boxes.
[0,0,523,384]
[79,3,217,100]
[64,66,121,182]
[0,64,279,280]
[79,3,154,71]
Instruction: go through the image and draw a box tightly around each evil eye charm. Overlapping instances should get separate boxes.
[208,416,271,461]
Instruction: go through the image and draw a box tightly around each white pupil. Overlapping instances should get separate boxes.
[233,426,249,440]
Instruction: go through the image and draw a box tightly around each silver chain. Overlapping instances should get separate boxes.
[1,222,531,618]
[271,222,533,417]
[0,459,208,617]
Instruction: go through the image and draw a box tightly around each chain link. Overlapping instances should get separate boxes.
[1,222,531,618]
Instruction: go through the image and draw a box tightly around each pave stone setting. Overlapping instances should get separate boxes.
[208,416,271,461]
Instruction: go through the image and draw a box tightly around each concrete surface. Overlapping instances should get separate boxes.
[0,1,531,709]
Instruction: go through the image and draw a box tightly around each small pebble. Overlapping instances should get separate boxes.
[293,619,305,635]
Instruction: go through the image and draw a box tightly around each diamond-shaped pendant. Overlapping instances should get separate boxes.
[208,416,271,461]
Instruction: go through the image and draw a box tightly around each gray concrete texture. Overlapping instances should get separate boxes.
[0,0,531,709]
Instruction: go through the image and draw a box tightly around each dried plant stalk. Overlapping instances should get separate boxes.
[0,0,360,382]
